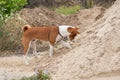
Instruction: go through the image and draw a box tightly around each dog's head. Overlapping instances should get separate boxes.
[67,27,80,41]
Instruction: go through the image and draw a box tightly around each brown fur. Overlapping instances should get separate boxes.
[21,25,59,54]
[68,27,80,40]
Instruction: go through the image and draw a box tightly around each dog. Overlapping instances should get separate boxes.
[21,25,80,64]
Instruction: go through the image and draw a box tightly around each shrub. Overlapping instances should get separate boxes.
[17,70,50,80]
[0,0,27,20]
[0,19,4,38]
[0,0,27,52]
[0,13,27,52]
[55,5,80,15]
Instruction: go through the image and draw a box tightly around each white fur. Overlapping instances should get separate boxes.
[31,40,37,56]
[49,42,54,57]
[24,40,38,65]
[59,25,70,37]
[56,25,73,49]
[56,25,71,42]
[24,41,32,65]
[60,40,72,49]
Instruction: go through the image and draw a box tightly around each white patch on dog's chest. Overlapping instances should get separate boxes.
[59,25,70,36]
[56,25,70,42]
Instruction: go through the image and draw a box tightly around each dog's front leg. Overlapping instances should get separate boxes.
[49,43,54,57]
[61,40,72,49]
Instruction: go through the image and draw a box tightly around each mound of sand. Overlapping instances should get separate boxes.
[48,0,120,80]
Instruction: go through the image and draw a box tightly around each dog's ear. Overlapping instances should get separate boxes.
[67,27,74,33]
[68,27,80,34]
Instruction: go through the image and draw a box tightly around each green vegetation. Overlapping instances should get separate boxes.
[56,5,80,15]
[83,0,94,8]
[55,0,114,15]
[0,20,4,38]
[0,0,27,51]
[0,15,23,51]
[80,0,115,8]
[20,74,50,80]
[0,0,27,20]
[14,70,50,80]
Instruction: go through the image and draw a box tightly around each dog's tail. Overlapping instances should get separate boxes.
[23,25,31,32]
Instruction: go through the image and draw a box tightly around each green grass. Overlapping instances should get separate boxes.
[13,70,50,80]
[86,0,94,8]
[19,74,50,80]
[55,5,80,15]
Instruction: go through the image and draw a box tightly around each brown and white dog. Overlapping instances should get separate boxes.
[21,25,80,64]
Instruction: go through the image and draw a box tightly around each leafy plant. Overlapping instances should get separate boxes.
[0,0,27,20]
[17,70,50,80]
[56,5,80,15]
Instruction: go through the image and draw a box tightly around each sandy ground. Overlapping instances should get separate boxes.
[0,56,34,80]
[0,55,120,80]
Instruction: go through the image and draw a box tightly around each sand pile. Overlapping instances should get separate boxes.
[49,0,120,80]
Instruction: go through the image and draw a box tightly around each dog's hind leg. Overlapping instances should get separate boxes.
[22,39,31,65]
[31,40,38,57]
